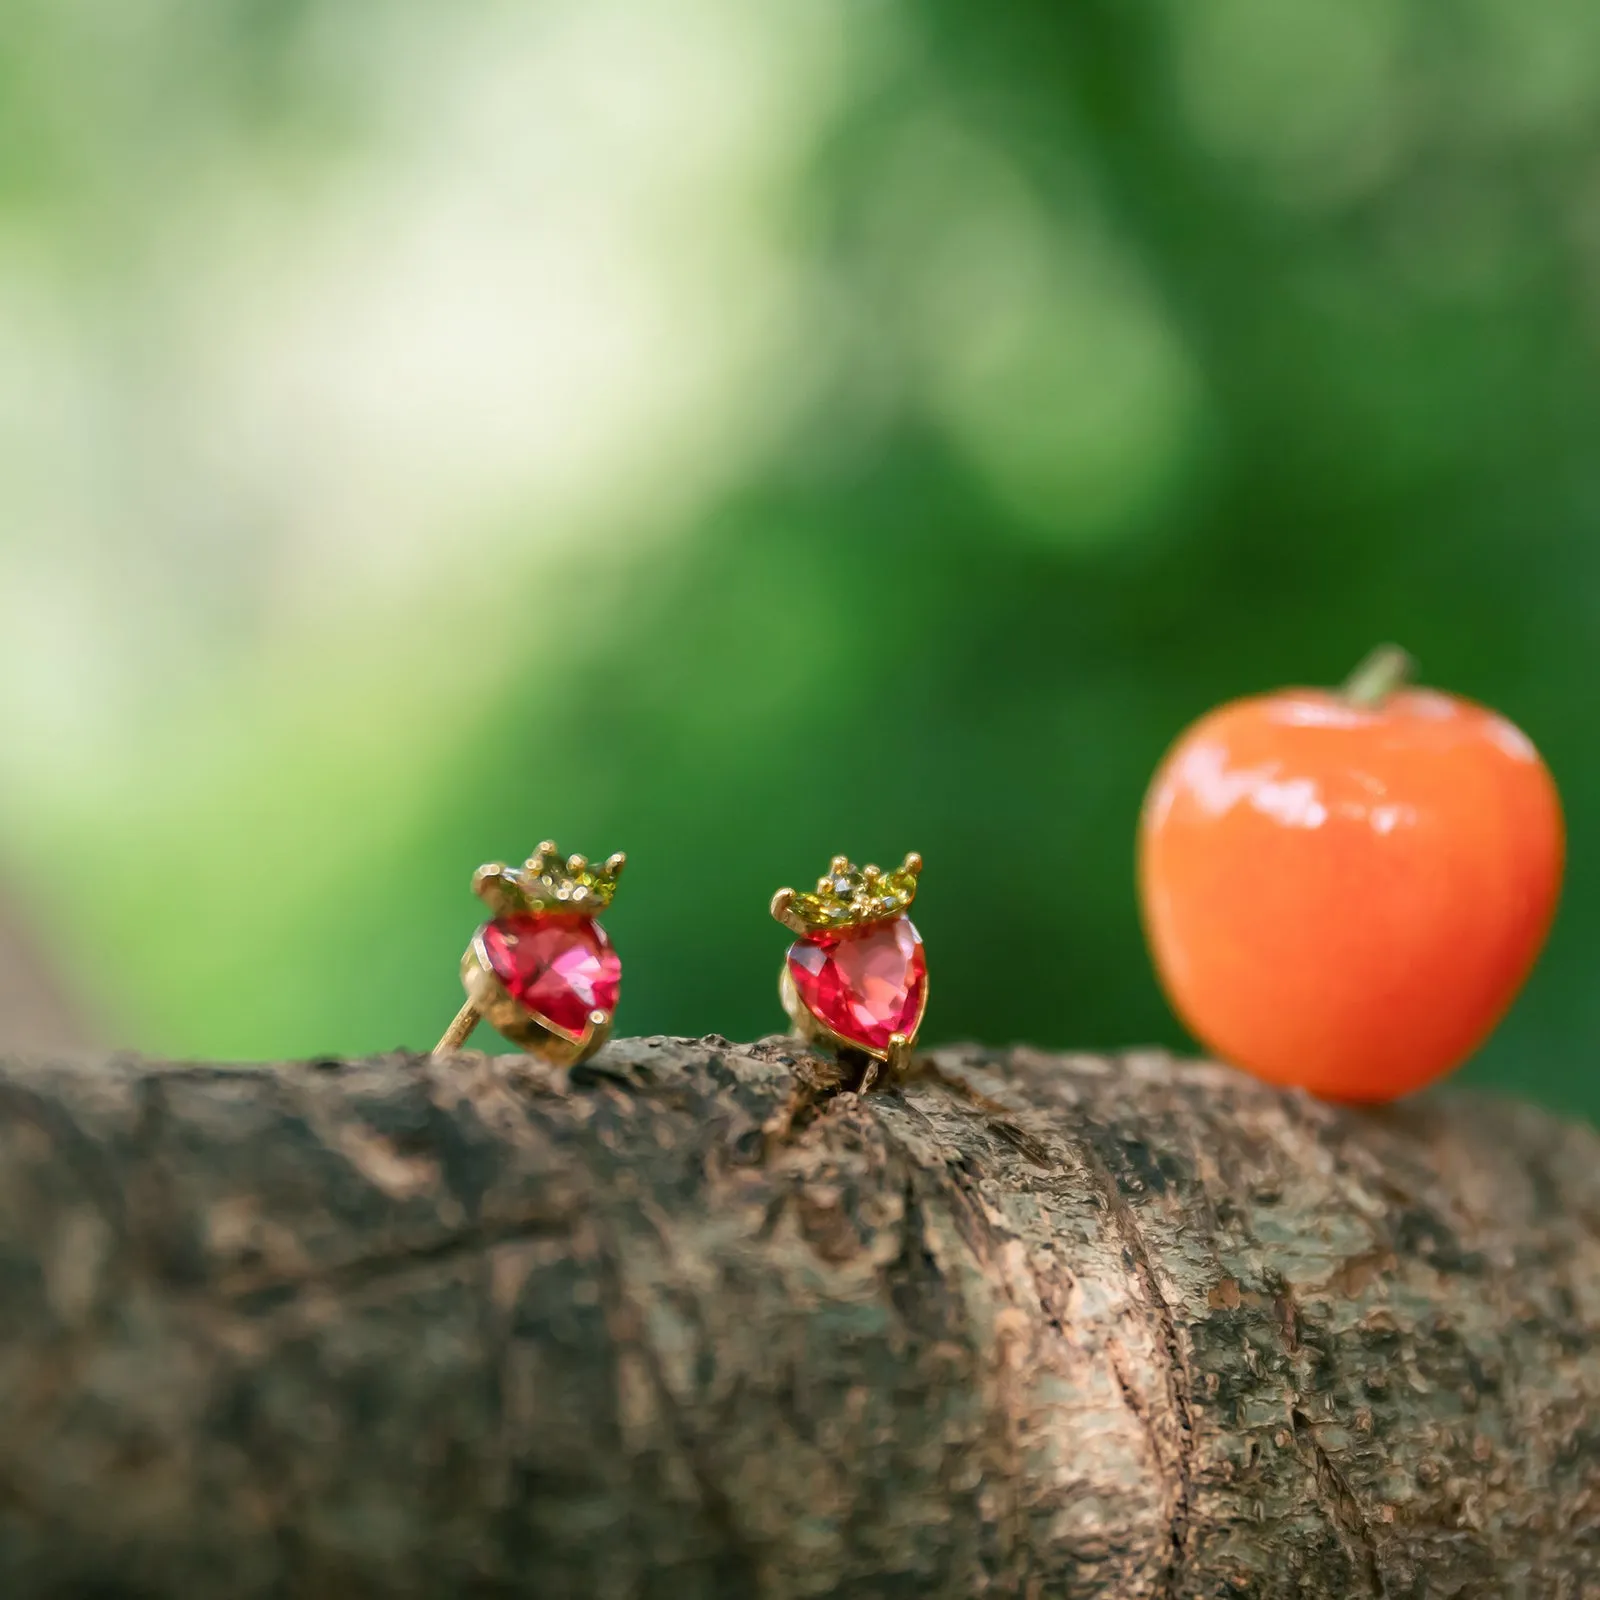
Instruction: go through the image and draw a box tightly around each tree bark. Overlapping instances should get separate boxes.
[0,1038,1596,1599]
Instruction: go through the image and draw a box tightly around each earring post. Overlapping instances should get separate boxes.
[434,1000,481,1055]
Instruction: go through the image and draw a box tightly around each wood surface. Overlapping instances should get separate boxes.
[0,1036,1596,1597]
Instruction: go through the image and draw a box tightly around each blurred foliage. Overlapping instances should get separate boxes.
[1,0,1598,1114]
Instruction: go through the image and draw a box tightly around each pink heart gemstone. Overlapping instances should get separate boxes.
[481,912,621,1039]
[787,917,926,1054]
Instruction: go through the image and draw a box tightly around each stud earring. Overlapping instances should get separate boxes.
[434,841,624,1066]
[771,851,928,1085]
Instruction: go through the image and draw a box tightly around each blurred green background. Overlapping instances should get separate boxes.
[0,0,1595,1114]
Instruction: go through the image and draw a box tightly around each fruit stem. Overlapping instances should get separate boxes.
[1342,643,1414,708]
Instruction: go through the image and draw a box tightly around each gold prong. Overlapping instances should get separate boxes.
[902,852,923,878]
[771,887,807,935]
[887,1033,912,1078]
[566,852,588,875]
[605,852,627,877]
[434,999,482,1055]
[471,862,523,914]
[556,1004,614,1068]
[829,855,850,876]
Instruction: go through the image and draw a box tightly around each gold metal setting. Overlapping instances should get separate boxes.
[771,852,922,935]
[472,841,626,916]
[771,852,927,1088]
[433,841,624,1066]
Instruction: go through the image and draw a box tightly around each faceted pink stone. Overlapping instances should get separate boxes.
[481,912,621,1038]
[787,917,926,1054]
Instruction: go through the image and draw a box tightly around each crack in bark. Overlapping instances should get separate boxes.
[915,1059,1016,1120]
[886,1090,1037,1585]
[760,1054,850,1146]
[594,1220,764,1594]
[218,1214,573,1308]
[561,1074,768,1593]
[1270,1268,1388,1596]
[1293,1410,1386,1598]
[910,1062,1203,1596]
[1077,1133,1196,1600]
[1108,1334,1178,1573]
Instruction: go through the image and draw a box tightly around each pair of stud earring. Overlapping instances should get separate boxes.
[433,841,929,1077]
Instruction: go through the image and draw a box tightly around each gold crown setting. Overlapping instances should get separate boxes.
[472,841,626,917]
[772,852,922,936]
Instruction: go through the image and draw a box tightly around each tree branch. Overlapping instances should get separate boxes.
[0,1037,1595,1597]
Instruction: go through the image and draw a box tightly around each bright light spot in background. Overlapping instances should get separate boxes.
[0,0,868,1046]
[1168,0,1403,207]
[871,117,1206,552]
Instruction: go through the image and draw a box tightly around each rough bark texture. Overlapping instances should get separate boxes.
[1,1038,1597,1598]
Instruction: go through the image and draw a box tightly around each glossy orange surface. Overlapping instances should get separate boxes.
[1138,687,1565,1101]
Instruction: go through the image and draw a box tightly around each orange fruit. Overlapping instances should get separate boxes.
[1137,650,1564,1101]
